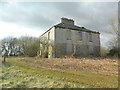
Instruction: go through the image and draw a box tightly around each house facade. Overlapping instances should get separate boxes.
[38,18,100,58]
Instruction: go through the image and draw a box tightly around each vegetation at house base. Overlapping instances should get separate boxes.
[1,57,118,88]
[100,47,109,57]
[107,17,120,57]
[39,37,54,58]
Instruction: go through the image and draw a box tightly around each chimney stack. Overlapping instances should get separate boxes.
[61,17,74,25]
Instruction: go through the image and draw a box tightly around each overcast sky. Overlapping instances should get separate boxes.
[0,2,118,48]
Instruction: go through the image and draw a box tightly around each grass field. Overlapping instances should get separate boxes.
[1,57,118,88]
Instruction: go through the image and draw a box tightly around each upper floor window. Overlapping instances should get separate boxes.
[48,32,50,40]
[89,33,92,42]
[78,31,82,41]
[66,30,71,40]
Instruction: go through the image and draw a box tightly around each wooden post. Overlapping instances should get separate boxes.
[3,56,6,62]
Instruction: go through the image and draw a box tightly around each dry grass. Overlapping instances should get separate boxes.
[20,57,118,76]
[1,57,118,88]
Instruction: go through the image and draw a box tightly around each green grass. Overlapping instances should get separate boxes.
[1,57,118,88]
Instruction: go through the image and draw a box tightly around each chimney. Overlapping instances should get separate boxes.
[61,17,74,25]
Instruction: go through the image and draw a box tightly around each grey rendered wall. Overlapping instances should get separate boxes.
[54,27,67,57]
[54,27,100,57]
[76,32,100,57]
[92,33,100,56]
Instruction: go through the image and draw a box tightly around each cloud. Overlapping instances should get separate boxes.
[51,2,118,33]
[0,2,58,28]
[0,2,117,28]
[0,21,44,40]
[0,2,118,47]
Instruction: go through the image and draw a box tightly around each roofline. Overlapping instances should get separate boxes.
[39,24,100,38]
[39,26,55,38]
[54,25,100,34]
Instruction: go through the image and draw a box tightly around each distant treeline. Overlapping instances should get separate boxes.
[0,35,119,58]
[0,36,40,57]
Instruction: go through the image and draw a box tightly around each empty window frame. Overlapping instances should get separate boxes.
[48,32,50,40]
[78,31,82,41]
[67,30,71,40]
[89,33,92,42]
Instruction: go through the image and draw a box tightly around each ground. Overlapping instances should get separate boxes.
[0,57,118,88]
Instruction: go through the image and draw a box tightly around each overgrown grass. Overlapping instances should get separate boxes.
[1,57,118,88]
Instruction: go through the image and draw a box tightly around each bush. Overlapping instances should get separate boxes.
[107,47,119,57]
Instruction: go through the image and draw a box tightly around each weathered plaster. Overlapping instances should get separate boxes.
[39,18,100,58]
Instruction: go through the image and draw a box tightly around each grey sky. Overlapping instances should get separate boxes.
[0,2,118,48]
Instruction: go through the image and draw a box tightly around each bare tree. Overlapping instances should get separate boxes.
[18,36,39,57]
[0,36,39,58]
[108,17,120,57]
[1,39,9,62]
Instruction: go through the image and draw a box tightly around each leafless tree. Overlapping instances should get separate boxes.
[0,36,39,58]
[108,17,120,57]
[18,36,39,57]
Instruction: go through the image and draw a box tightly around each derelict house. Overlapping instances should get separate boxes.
[38,18,100,58]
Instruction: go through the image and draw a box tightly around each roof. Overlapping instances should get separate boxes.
[54,23,100,34]
[40,22,100,37]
